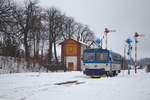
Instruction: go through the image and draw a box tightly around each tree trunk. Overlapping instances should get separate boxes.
[48,38,53,64]
[53,40,58,64]
[24,31,29,61]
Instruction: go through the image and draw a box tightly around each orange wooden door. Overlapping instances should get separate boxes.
[68,62,74,71]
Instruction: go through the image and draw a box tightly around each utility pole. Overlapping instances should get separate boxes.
[104,28,116,49]
[134,32,144,73]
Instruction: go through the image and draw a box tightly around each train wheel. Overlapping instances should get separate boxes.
[107,71,113,77]
[113,71,117,76]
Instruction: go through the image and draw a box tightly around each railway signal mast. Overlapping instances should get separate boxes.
[96,39,101,48]
[126,38,132,75]
[134,32,144,73]
[104,28,116,49]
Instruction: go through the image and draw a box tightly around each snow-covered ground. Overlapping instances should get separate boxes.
[0,69,150,100]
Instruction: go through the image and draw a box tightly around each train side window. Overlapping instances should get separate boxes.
[112,55,121,61]
[96,52,108,61]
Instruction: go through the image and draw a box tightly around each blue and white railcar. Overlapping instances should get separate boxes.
[81,48,122,77]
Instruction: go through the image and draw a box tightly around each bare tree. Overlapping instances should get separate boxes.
[0,0,14,32]
[0,0,96,72]
[0,0,22,57]
[45,7,64,64]
[13,0,39,61]
[30,7,43,59]
[74,23,95,44]
[61,16,77,39]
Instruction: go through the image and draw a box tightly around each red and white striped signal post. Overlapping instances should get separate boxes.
[134,32,144,73]
[104,28,116,49]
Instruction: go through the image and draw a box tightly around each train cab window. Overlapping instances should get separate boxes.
[112,55,121,61]
[96,53,108,61]
[84,53,95,61]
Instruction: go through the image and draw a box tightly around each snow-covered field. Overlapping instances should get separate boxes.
[0,69,150,100]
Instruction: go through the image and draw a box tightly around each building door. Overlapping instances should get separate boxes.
[68,62,74,71]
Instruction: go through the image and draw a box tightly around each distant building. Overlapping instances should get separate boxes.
[121,57,128,70]
[60,38,88,71]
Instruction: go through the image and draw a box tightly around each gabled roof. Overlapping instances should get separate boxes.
[59,38,88,46]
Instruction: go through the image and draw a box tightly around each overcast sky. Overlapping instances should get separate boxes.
[18,0,150,59]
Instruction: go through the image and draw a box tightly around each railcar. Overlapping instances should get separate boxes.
[81,48,122,77]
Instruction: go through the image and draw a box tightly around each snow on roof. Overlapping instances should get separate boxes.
[59,38,89,46]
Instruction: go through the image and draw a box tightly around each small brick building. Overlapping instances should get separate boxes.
[60,38,87,71]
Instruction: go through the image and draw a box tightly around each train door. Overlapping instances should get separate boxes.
[110,57,113,72]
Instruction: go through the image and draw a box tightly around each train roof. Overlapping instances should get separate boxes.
[109,51,121,57]
[83,48,122,57]
[83,48,108,52]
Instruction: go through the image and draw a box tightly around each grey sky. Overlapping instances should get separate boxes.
[18,0,150,59]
